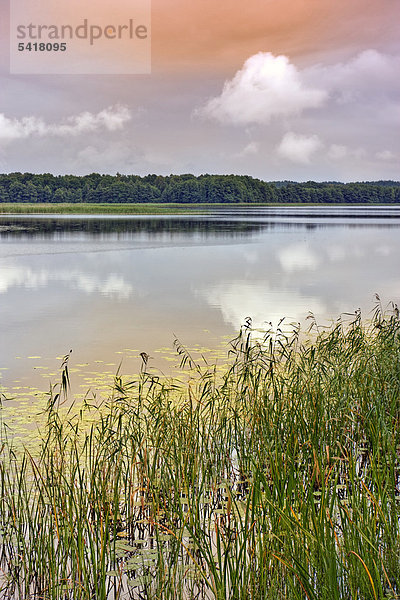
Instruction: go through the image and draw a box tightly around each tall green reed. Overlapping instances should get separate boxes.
[1,302,399,599]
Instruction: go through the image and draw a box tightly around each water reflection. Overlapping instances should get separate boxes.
[0,215,268,239]
[0,264,133,298]
[278,243,321,272]
[0,208,399,389]
[198,282,327,328]
[1,206,400,243]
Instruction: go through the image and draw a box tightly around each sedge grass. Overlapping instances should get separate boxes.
[0,203,242,215]
[0,203,211,215]
[1,203,393,215]
[1,303,400,599]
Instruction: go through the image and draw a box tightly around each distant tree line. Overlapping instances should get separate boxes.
[0,172,399,204]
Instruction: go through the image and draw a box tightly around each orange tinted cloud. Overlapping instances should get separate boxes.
[152,0,400,72]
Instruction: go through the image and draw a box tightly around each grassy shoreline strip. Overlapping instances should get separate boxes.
[1,202,397,215]
[0,203,212,215]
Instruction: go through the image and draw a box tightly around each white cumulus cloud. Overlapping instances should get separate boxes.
[196,52,327,125]
[0,105,131,142]
[277,132,323,164]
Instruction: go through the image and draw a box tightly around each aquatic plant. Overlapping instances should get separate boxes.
[1,301,400,599]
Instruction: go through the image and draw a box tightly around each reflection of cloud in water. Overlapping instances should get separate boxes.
[198,281,326,328]
[242,248,260,264]
[0,265,133,299]
[326,244,347,262]
[375,281,400,301]
[375,245,391,257]
[278,243,320,273]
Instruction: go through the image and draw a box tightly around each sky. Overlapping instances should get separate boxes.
[0,0,399,181]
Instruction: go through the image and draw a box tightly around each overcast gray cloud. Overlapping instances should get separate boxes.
[305,50,400,102]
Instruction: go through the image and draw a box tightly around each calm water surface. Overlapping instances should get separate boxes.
[1,206,400,394]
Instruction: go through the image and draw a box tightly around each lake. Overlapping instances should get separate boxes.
[1,205,400,401]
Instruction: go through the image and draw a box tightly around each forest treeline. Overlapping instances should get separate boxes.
[0,172,399,204]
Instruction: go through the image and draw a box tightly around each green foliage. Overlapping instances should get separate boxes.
[1,172,399,204]
[1,305,400,598]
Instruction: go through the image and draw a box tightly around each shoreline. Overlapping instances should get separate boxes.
[1,202,399,215]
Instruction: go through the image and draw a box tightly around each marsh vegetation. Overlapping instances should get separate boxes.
[1,302,400,599]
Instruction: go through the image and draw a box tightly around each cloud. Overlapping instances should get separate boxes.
[235,141,259,158]
[196,52,327,125]
[278,243,321,272]
[0,114,46,140]
[307,50,400,103]
[198,281,326,329]
[74,141,141,173]
[277,132,323,164]
[0,105,131,142]
[376,150,396,161]
[0,265,133,299]
[50,106,131,136]
[327,144,367,161]
[196,50,400,152]
[328,144,348,160]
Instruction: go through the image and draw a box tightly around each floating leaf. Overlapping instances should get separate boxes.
[115,541,136,553]
[128,575,153,587]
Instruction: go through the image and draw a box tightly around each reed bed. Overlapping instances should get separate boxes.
[1,302,400,599]
[0,203,346,215]
[0,204,210,215]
